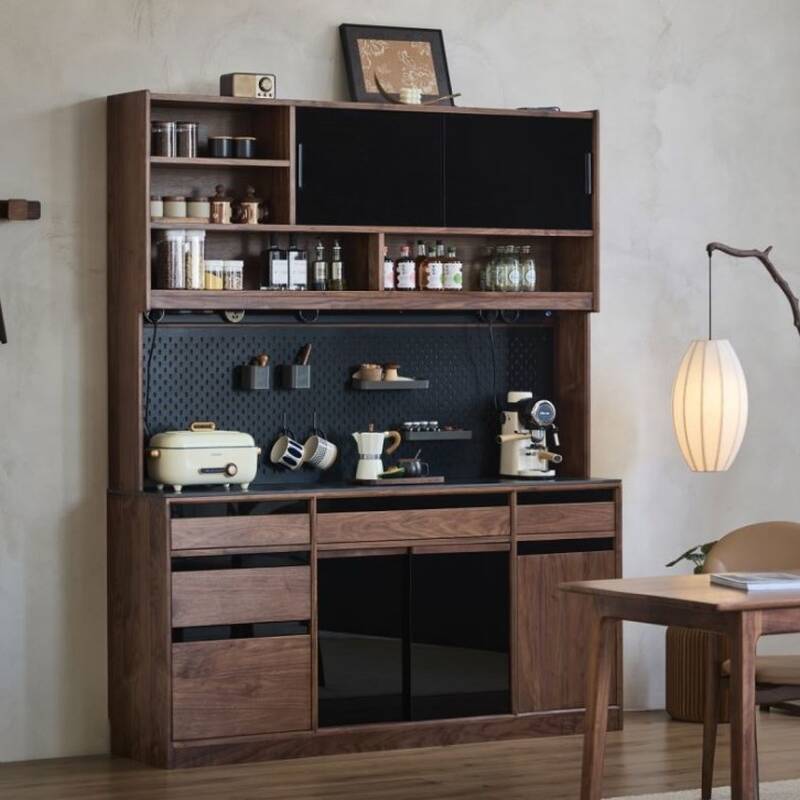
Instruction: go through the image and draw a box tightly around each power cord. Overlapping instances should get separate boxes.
[143,310,164,439]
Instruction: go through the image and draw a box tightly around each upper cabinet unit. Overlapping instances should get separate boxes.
[296,107,445,226]
[296,107,594,231]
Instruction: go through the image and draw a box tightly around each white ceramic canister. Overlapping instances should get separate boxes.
[163,195,187,219]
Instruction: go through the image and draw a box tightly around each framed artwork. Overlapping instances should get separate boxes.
[339,24,454,105]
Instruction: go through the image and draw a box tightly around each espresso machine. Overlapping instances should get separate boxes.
[497,391,563,478]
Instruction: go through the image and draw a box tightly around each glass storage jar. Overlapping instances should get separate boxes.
[176,121,198,157]
[203,260,224,290]
[156,230,186,289]
[151,121,176,157]
[520,245,537,291]
[184,230,205,289]
[224,260,244,290]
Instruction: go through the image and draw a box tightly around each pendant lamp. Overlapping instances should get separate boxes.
[672,243,800,472]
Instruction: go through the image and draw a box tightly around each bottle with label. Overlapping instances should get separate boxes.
[506,245,521,292]
[264,234,288,289]
[520,244,537,291]
[288,235,308,290]
[382,245,395,290]
[395,245,416,290]
[421,240,444,290]
[329,240,344,290]
[414,240,427,289]
[443,246,463,291]
[311,239,328,291]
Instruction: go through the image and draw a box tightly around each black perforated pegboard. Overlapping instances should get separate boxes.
[142,319,553,485]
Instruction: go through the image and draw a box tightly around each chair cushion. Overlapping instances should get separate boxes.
[721,655,800,685]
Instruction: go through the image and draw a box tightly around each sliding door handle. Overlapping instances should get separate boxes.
[584,152,593,195]
[297,143,304,189]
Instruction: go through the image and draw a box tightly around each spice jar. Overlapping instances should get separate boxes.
[176,121,198,158]
[184,230,206,289]
[234,136,257,158]
[149,195,164,220]
[224,260,244,290]
[157,230,186,289]
[163,195,187,219]
[209,185,232,224]
[234,186,266,224]
[151,121,176,157]
[186,195,210,221]
[203,260,224,290]
[208,136,233,158]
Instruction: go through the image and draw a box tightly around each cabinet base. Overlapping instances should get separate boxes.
[144,707,622,769]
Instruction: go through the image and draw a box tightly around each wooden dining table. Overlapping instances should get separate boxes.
[562,574,800,800]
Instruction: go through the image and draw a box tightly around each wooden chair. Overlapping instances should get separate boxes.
[701,521,800,799]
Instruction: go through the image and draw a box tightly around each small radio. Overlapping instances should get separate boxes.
[220,73,276,99]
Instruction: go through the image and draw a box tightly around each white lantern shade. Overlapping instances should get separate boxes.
[671,339,749,471]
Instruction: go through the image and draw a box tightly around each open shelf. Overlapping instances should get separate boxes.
[148,289,594,311]
[151,156,290,168]
[150,221,593,237]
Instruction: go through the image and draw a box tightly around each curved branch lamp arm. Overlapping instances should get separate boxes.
[706,241,800,337]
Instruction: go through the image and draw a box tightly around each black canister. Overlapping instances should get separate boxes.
[208,136,233,158]
[234,136,257,158]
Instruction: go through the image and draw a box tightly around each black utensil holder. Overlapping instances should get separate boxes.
[280,364,311,389]
[238,364,272,390]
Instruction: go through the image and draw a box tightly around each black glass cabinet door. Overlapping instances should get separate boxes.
[410,549,510,721]
[444,114,593,230]
[317,553,407,727]
[296,108,445,226]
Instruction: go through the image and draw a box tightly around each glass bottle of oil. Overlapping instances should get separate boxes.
[329,240,345,290]
[520,244,537,291]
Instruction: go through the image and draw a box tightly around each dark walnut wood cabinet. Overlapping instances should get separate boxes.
[106,90,620,768]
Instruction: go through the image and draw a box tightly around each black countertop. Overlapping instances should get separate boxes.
[134,476,620,502]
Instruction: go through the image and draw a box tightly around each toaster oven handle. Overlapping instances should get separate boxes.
[190,421,217,432]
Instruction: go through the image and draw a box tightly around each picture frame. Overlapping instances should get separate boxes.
[339,24,454,106]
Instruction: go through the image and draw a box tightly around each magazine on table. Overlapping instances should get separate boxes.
[710,572,800,592]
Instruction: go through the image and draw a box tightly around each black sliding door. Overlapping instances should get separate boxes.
[296,108,445,226]
[444,114,593,230]
[317,553,407,726]
[410,549,510,720]
[318,548,510,727]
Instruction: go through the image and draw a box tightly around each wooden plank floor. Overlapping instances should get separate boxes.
[2,711,800,799]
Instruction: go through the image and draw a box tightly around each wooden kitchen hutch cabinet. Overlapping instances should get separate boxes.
[107,90,621,768]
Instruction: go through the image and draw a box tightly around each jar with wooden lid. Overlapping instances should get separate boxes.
[209,185,232,224]
[233,186,266,224]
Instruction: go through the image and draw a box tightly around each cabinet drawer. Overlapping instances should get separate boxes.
[316,507,509,545]
[172,566,310,627]
[172,636,311,740]
[516,502,615,536]
[171,514,310,551]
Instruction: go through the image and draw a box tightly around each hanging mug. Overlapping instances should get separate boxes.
[304,428,338,470]
[269,427,304,470]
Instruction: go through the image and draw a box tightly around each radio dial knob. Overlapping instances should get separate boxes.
[225,463,238,477]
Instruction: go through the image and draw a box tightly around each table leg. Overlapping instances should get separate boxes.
[580,607,616,800]
[729,612,761,800]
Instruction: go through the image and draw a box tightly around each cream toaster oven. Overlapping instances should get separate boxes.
[146,421,261,493]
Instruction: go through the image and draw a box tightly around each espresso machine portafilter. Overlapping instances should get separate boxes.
[497,391,562,478]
